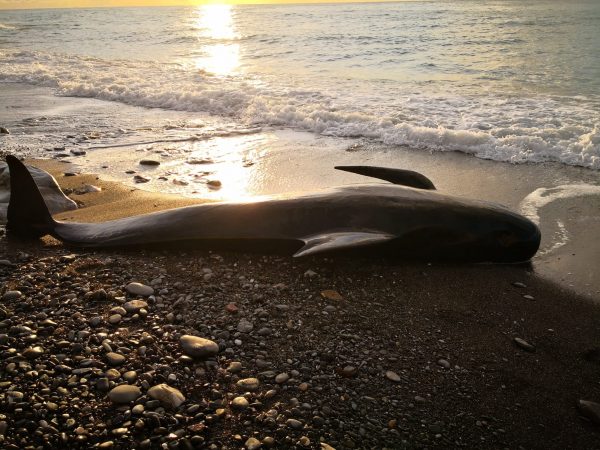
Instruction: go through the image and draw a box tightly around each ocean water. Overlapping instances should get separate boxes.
[1,1,599,169]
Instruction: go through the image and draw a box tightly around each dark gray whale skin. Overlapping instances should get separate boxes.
[6,156,540,263]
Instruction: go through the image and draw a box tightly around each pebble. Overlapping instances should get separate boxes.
[514,337,536,352]
[147,384,185,409]
[227,361,243,373]
[123,370,138,383]
[245,437,262,449]
[298,436,310,447]
[320,289,343,301]
[512,282,527,288]
[108,314,122,325]
[180,335,219,358]
[226,303,239,313]
[23,345,44,359]
[237,378,260,392]
[89,316,103,327]
[134,175,150,183]
[385,370,401,382]
[286,418,303,430]
[0,126,9,134]
[106,352,126,366]
[437,359,451,369]
[232,396,249,409]
[2,290,22,301]
[107,385,142,404]
[237,318,254,333]
[275,372,290,384]
[126,282,154,296]
[341,366,357,377]
[123,299,148,313]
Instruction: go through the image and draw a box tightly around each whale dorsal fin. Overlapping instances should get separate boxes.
[294,231,394,257]
[335,165,436,190]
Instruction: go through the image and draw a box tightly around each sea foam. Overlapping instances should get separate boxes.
[1,48,599,170]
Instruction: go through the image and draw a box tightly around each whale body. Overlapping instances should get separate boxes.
[5,155,540,263]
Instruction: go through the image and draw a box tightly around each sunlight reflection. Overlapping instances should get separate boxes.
[196,4,237,40]
[195,43,240,76]
[194,4,240,76]
[184,133,271,201]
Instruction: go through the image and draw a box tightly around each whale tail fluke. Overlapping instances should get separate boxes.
[6,155,57,238]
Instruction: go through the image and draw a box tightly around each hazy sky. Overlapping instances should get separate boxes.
[1,0,393,9]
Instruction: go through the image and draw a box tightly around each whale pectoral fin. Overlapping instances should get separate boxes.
[335,165,436,190]
[294,231,395,257]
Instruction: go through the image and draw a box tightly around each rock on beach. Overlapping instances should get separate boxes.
[180,334,219,358]
[147,384,185,409]
[125,282,154,296]
[108,385,141,404]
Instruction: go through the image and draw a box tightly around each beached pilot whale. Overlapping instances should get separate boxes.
[5,156,540,262]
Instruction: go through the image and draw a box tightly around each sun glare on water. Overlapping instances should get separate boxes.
[194,4,240,76]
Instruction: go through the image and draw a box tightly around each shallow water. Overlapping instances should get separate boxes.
[1,1,599,168]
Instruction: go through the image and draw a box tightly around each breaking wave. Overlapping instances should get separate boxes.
[1,48,599,169]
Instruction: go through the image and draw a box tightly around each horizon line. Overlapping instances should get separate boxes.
[0,0,415,11]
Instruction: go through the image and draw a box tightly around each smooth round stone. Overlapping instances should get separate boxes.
[106,352,126,366]
[237,319,254,333]
[437,359,451,369]
[298,436,310,447]
[286,418,303,430]
[108,314,122,325]
[89,316,103,327]
[23,346,44,359]
[385,371,401,382]
[125,282,154,296]
[131,404,145,415]
[245,437,261,449]
[275,373,289,384]
[236,378,260,392]
[123,300,148,314]
[2,290,22,301]
[110,306,127,316]
[108,385,141,404]
[232,396,249,409]
[514,337,536,352]
[227,361,243,373]
[180,335,219,359]
[147,384,185,409]
[105,368,121,380]
[123,371,137,383]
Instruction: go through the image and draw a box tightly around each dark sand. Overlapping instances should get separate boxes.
[1,160,600,449]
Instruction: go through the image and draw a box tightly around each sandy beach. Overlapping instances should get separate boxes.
[1,156,600,449]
